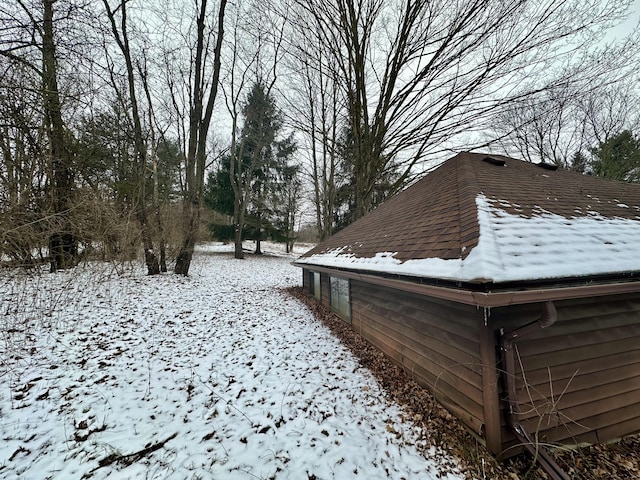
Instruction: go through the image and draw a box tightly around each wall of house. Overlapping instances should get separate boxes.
[320,273,331,310]
[301,267,640,454]
[492,293,640,451]
[301,267,502,447]
[350,280,489,438]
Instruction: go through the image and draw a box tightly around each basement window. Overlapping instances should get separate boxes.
[307,270,321,299]
[312,271,321,300]
[330,276,351,322]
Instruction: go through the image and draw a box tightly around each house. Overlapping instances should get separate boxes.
[294,152,640,475]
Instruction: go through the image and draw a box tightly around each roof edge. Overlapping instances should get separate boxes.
[294,262,640,307]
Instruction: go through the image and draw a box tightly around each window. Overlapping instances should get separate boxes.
[312,272,321,300]
[330,276,350,321]
[307,270,321,299]
[307,270,313,294]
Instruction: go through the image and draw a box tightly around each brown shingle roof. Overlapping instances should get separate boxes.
[298,152,640,284]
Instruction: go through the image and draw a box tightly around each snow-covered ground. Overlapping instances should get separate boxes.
[0,243,464,480]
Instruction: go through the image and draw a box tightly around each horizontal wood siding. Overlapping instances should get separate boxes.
[302,268,310,292]
[351,280,486,435]
[320,273,330,310]
[493,293,640,448]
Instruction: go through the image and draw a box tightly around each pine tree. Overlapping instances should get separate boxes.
[569,151,588,174]
[207,82,297,255]
[590,130,640,182]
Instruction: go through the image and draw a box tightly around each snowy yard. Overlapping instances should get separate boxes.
[0,243,464,480]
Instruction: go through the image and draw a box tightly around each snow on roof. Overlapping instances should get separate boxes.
[298,193,640,283]
[297,153,640,285]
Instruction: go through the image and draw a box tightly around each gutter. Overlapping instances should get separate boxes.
[500,302,570,480]
[293,262,640,307]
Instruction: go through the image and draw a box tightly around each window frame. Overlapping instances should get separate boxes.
[312,271,321,300]
[329,275,351,322]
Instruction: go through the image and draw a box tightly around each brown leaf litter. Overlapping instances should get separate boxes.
[285,286,640,480]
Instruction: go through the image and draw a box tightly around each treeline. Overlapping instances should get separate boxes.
[1,0,639,274]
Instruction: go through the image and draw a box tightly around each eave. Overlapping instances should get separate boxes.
[294,261,640,308]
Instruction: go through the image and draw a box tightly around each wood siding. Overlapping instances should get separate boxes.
[301,268,640,454]
[320,272,331,310]
[492,293,640,450]
[302,269,310,292]
[350,280,488,436]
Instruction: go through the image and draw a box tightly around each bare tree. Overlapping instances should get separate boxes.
[290,0,638,220]
[489,72,640,169]
[172,0,227,274]
[0,59,48,266]
[491,84,587,166]
[0,0,84,270]
[139,51,170,272]
[280,164,302,253]
[42,0,79,271]
[100,0,227,276]
[102,0,160,275]
[579,80,640,145]
[284,20,342,240]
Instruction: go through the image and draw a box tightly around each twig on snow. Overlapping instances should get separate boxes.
[88,432,178,475]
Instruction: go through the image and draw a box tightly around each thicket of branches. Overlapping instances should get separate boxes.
[1,0,639,272]
[283,0,640,235]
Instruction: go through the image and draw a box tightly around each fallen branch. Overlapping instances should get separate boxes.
[92,432,178,472]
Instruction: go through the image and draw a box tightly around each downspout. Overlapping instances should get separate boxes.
[500,301,570,480]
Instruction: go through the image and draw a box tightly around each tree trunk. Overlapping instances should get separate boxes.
[233,197,244,259]
[144,67,167,273]
[152,157,167,272]
[175,199,200,274]
[43,0,76,272]
[254,214,262,254]
[103,0,160,275]
[154,196,167,272]
[138,206,160,275]
[173,0,226,275]
[159,239,167,272]
[144,247,160,274]
[48,233,77,271]
[233,232,243,259]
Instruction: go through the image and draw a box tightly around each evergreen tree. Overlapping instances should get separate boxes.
[333,125,403,233]
[590,130,640,182]
[246,132,297,253]
[569,151,588,174]
[205,157,239,242]
[206,82,297,254]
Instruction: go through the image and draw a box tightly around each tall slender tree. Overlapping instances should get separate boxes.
[102,0,160,274]
[174,0,227,275]
[284,24,342,240]
[276,163,301,253]
[42,0,78,271]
